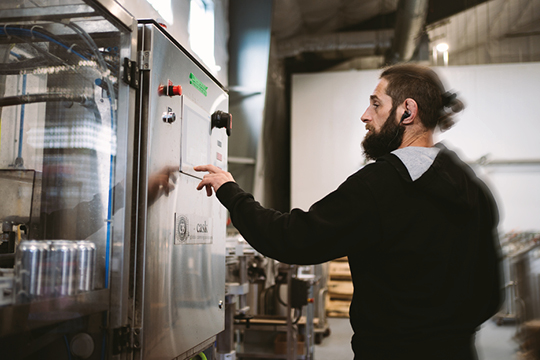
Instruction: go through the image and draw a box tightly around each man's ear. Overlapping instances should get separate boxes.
[401,98,418,125]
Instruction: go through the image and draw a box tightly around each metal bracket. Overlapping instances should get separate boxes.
[112,325,131,355]
[122,57,139,89]
[139,50,151,71]
[132,327,142,350]
[112,325,143,354]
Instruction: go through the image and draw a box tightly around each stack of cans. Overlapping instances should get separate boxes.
[13,240,96,303]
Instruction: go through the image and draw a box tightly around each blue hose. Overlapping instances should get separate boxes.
[0,28,89,60]
[17,74,26,160]
[104,94,115,289]
[10,51,23,59]
[63,335,73,360]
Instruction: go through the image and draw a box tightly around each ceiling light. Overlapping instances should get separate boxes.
[436,43,449,52]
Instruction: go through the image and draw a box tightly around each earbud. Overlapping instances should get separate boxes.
[399,111,411,124]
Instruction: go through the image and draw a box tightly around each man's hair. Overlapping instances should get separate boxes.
[380,64,463,131]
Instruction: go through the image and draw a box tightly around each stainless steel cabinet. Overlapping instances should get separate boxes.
[133,22,228,360]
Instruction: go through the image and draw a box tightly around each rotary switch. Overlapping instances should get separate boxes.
[211,111,232,136]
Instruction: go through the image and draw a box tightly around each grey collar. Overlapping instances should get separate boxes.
[391,146,440,181]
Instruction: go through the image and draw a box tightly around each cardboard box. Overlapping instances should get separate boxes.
[274,333,305,355]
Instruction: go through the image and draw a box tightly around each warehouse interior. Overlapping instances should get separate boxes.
[0,0,539,359]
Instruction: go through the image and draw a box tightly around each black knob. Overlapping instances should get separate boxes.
[211,111,232,136]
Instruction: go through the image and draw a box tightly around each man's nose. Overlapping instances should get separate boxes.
[361,109,370,123]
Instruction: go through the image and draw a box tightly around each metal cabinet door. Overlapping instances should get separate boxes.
[134,23,228,360]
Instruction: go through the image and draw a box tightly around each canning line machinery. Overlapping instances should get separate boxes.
[0,1,231,359]
[0,2,329,359]
[219,236,329,360]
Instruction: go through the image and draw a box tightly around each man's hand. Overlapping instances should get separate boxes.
[194,164,235,197]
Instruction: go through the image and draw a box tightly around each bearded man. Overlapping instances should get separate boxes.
[195,64,502,360]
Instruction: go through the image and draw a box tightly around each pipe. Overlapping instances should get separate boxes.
[391,0,429,62]
[275,29,394,59]
[0,93,88,107]
[0,58,51,75]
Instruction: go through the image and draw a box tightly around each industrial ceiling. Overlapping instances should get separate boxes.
[270,0,540,71]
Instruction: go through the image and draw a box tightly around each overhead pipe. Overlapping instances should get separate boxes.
[391,0,429,62]
[275,29,394,59]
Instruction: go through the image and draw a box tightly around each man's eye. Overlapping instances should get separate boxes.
[373,103,379,108]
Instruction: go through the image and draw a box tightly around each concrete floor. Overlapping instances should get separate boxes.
[314,318,519,360]
[315,318,354,359]
[477,320,519,360]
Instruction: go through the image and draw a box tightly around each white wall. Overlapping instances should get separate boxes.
[291,70,377,210]
[291,63,540,233]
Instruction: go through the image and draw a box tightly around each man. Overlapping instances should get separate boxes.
[195,64,502,360]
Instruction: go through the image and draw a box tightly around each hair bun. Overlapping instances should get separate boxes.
[441,91,457,107]
[438,91,464,132]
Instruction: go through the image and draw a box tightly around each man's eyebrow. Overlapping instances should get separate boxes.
[370,95,380,102]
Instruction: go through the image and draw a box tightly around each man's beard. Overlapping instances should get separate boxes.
[362,108,404,161]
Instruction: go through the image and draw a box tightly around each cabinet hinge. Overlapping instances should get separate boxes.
[122,57,140,89]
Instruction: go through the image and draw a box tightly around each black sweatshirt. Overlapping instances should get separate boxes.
[216,145,502,354]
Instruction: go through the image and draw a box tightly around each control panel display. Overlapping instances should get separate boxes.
[180,97,211,179]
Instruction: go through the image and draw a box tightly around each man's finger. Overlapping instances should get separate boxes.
[194,164,220,173]
[196,180,205,191]
[205,184,213,197]
[194,165,209,172]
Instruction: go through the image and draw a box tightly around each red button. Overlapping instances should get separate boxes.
[172,85,182,96]
[158,83,182,96]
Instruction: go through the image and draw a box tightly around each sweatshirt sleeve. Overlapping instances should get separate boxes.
[216,172,381,265]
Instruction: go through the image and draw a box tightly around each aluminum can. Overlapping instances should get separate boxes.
[49,240,78,297]
[76,241,96,292]
[14,240,49,303]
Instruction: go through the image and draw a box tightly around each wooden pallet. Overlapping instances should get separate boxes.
[329,261,352,281]
[326,296,351,318]
[326,258,353,318]
[327,280,353,300]
[517,320,540,359]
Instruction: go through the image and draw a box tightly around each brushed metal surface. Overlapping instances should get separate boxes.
[0,5,96,22]
[86,0,135,31]
[136,24,228,360]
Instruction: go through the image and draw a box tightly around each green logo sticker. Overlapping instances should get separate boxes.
[189,73,208,96]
